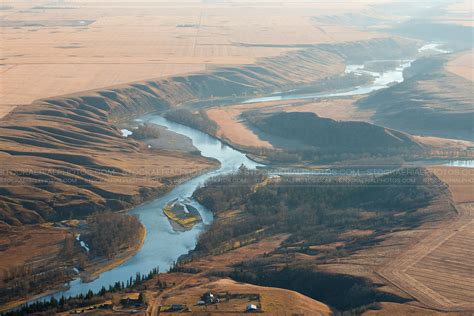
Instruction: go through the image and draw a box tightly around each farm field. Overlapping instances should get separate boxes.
[204,96,375,149]
[378,167,474,312]
[0,0,389,110]
[446,50,474,81]
[433,0,474,27]
[206,106,273,149]
[204,96,473,154]
[278,96,374,122]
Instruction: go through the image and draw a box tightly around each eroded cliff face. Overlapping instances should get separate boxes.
[0,38,418,225]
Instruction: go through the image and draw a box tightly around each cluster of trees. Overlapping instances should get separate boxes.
[256,147,418,166]
[0,265,73,306]
[228,267,409,312]
[194,167,445,253]
[192,168,443,312]
[83,212,143,259]
[3,267,159,316]
[245,111,420,153]
[164,108,217,135]
[130,123,161,140]
[1,213,144,307]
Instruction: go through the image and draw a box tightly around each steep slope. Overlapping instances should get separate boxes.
[0,37,419,225]
[246,111,421,153]
[358,56,474,140]
[0,96,216,225]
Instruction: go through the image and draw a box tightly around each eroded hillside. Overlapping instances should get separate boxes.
[0,37,418,226]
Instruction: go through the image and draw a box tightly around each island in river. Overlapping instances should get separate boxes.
[163,198,203,231]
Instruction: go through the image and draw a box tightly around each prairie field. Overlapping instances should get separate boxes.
[206,106,273,149]
[0,0,388,109]
[0,225,69,284]
[378,167,474,312]
[434,0,474,27]
[279,97,374,122]
[446,50,474,81]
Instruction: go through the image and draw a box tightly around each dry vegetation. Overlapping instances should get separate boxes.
[0,224,69,286]
[150,277,331,316]
[278,96,375,122]
[378,167,474,312]
[204,95,377,150]
[446,50,474,81]
[433,0,474,27]
[206,107,273,149]
[142,234,331,315]
[358,57,474,141]
[0,0,389,109]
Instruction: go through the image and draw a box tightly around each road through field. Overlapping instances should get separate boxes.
[378,202,474,312]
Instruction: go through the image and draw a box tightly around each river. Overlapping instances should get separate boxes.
[31,43,471,303]
[39,115,260,301]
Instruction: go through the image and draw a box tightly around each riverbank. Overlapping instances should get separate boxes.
[0,226,147,313]
[80,224,147,283]
[0,38,426,308]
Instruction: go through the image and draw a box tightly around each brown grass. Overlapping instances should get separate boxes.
[378,167,474,312]
[146,233,330,315]
[155,278,331,316]
[204,96,375,149]
[206,107,273,149]
[446,50,474,82]
[279,96,374,121]
[0,105,16,119]
[433,0,474,27]
[0,1,389,106]
[430,167,474,204]
[363,302,469,315]
[0,224,69,284]
[414,136,474,150]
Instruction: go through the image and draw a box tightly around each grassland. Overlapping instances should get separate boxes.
[0,0,389,111]
[206,106,274,149]
[134,167,460,314]
[378,167,474,312]
[433,0,474,27]
[358,56,474,141]
[205,96,374,150]
[0,224,70,287]
[149,277,331,316]
[446,50,474,81]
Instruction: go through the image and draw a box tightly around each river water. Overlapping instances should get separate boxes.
[39,115,260,300]
[31,44,472,303]
[243,60,413,103]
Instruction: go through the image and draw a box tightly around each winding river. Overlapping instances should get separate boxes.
[39,115,260,301]
[32,43,471,303]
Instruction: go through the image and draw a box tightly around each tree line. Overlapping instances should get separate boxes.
[2,267,159,316]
